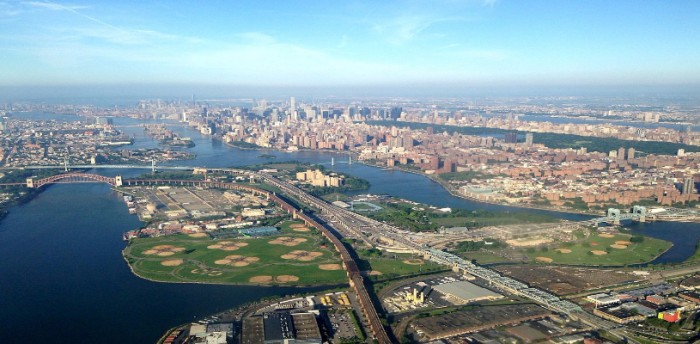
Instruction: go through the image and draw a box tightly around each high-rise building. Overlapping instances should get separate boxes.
[504,132,517,143]
[627,148,636,160]
[683,178,695,195]
[617,147,626,160]
[525,133,533,146]
[290,97,296,114]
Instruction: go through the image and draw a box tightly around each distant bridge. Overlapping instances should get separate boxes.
[578,205,700,226]
[0,164,193,171]
[27,173,122,188]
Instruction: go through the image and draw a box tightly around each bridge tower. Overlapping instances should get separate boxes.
[607,208,621,225]
[151,159,156,173]
[115,176,123,187]
[632,205,647,223]
[26,178,35,188]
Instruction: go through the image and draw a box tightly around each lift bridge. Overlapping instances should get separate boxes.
[584,205,700,226]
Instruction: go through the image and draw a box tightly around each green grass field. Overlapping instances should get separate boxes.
[356,251,446,280]
[528,233,671,266]
[123,220,347,285]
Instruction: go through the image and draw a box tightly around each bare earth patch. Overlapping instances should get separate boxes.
[214,255,260,267]
[615,241,632,245]
[276,275,299,282]
[591,250,608,255]
[188,233,207,238]
[610,244,628,249]
[280,250,323,261]
[161,259,184,266]
[368,270,383,275]
[599,233,616,238]
[269,237,308,247]
[144,245,186,257]
[506,237,553,247]
[249,275,273,283]
[536,256,554,263]
[208,241,248,251]
[292,227,311,232]
[319,264,342,270]
[403,259,424,265]
[289,223,306,228]
[556,248,572,253]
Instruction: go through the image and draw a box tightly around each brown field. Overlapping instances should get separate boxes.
[276,275,299,282]
[292,227,311,232]
[536,256,554,263]
[213,255,260,267]
[280,250,323,261]
[494,265,643,295]
[207,241,248,251]
[144,245,186,257]
[591,250,608,255]
[599,233,615,238]
[268,237,308,246]
[161,259,184,266]
[319,264,342,270]
[615,241,632,245]
[249,275,273,283]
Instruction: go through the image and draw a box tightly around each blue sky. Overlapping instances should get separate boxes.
[0,0,698,89]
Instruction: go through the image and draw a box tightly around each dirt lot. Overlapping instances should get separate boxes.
[494,265,646,295]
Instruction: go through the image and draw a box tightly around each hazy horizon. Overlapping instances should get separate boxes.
[1,0,699,96]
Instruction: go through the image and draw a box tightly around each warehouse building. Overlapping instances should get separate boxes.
[433,281,503,305]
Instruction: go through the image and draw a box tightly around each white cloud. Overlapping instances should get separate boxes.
[24,1,88,11]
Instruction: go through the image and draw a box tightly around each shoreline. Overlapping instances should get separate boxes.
[120,248,346,288]
[217,136,597,217]
[357,159,600,217]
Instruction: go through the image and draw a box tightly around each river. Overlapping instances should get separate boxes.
[1,112,699,343]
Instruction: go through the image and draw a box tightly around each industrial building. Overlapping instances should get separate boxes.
[433,281,503,304]
[242,311,322,344]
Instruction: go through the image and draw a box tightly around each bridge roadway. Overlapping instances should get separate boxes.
[0,164,194,171]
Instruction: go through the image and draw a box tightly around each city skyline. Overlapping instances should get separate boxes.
[0,0,699,96]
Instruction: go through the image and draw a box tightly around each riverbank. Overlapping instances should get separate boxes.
[358,159,600,217]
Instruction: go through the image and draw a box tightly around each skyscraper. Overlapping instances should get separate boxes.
[683,178,695,195]
[525,133,533,146]
[290,97,296,114]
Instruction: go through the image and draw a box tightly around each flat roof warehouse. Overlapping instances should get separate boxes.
[433,281,503,304]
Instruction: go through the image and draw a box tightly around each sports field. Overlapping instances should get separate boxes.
[528,233,671,266]
[122,221,347,285]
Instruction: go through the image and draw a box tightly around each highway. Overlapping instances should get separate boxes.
[255,172,639,340]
